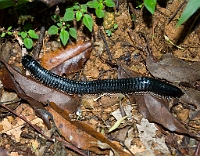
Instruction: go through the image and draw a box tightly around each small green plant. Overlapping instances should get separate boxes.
[47,13,77,46]
[47,0,115,46]
[105,23,118,37]
[18,23,39,49]
[136,0,143,9]
[1,26,13,38]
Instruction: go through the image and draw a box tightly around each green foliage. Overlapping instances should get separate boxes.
[105,23,118,37]
[18,24,39,49]
[47,12,77,46]
[104,0,115,7]
[60,29,69,46]
[142,0,200,26]
[47,25,58,35]
[144,0,156,14]
[177,0,200,26]
[63,8,74,21]
[1,26,13,37]
[83,14,93,32]
[47,0,115,45]
[0,0,29,9]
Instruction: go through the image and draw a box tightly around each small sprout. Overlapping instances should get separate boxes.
[108,116,128,133]
[105,30,112,36]
[164,35,184,50]
[0,26,13,38]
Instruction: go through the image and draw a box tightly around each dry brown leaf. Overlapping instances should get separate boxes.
[48,102,132,156]
[50,46,92,76]
[146,53,200,83]
[134,94,197,138]
[41,41,92,75]
[0,60,80,129]
[0,60,80,113]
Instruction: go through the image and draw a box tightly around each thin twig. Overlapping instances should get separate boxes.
[99,29,113,61]
[33,26,45,59]
[116,0,119,12]
[0,103,87,155]
[0,103,53,141]
[168,0,186,24]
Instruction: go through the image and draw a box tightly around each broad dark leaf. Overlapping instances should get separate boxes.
[40,41,92,76]
[146,53,200,83]
[0,59,81,128]
[134,94,197,138]
[47,102,131,155]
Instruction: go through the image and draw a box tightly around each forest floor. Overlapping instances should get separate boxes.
[0,0,200,156]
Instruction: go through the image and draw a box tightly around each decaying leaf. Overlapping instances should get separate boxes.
[116,61,198,138]
[41,41,92,75]
[48,102,131,156]
[0,91,20,113]
[0,59,80,129]
[134,94,197,138]
[136,118,171,155]
[146,53,200,83]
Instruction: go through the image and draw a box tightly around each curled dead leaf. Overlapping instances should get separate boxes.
[146,53,200,83]
[41,41,92,75]
[48,102,131,156]
[134,94,197,138]
[0,59,81,128]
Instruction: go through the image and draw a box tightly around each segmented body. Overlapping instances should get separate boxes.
[22,55,183,97]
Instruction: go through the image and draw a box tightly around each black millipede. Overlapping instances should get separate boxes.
[22,55,184,97]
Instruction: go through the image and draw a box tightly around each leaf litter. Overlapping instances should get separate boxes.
[1,0,200,155]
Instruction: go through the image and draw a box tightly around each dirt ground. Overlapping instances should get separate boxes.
[0,0,200,155]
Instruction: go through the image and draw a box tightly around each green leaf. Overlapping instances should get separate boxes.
[63,8,74,21]
[98,3,104,10]
[69,28,77,39]
[7,26,12,31]
[83,14,93,32]
[87,0,99,9]
[104,0,115,7]
[47,25,58,35]
[57,22,62,27]
[7,32,12,35]
[28,30,39,39]
[76,11,82,21]
[0,0,15,9]
[60,29,69,46]
[20,31,27,39]
[144,0,157,14]
[73,2,80,10]
[114,23,118,29]
[177,0,200,26]
[105,30,112,37]
[23,38,33,49]
[95,9,105,18]
[17,0,29,5]
[1,32,6,38]
[81,4,87,13]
